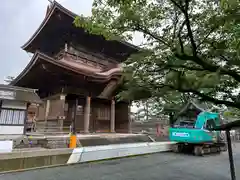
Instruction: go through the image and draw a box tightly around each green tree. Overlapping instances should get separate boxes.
[223,107,240,121]
[75,0,240,108]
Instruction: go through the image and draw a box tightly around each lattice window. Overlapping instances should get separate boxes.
[0,108,25,125]
[96,106,110,120]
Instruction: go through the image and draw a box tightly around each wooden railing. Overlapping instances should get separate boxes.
[54,49,118,71]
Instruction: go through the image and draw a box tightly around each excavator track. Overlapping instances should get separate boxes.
[172,142,227,156]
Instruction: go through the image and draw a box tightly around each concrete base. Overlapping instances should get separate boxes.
[0,141,174,173]
[0,148,72,172]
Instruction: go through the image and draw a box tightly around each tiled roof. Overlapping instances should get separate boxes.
[0,84,42,104]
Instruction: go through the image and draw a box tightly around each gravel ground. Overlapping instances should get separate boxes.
[1,144,240,180]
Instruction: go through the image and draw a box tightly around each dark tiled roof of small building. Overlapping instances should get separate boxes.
[0,84,42,104]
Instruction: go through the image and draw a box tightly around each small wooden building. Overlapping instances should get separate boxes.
[11,1,138,133]
[0,85,41,135]
[166,101,213,127]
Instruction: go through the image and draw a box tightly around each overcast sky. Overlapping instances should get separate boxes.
[0,0,94,83]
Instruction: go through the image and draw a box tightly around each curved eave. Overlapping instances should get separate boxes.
[11,52,123,86]
[21,1,139,53]
[10,52,40,86]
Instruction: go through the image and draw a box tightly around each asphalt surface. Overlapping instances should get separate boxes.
[1,144,240,180]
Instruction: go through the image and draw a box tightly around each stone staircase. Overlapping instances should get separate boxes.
[35,119,66,133]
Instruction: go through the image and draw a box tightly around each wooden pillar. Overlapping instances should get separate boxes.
[84,96,91,133]
[44,100,50,120]
[59,94,66,131]
[110,99,115,133]
[23,103,30,135]
[128,104,132,133]
[72,98,78,135]
[44,100,50,131]
[70,98,78,148]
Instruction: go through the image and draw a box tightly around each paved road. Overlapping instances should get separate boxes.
[1,145,240,180]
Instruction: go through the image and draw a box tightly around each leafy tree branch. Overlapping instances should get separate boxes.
[74,0,240,110]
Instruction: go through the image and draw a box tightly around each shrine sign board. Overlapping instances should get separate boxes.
[0,90,16,100]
